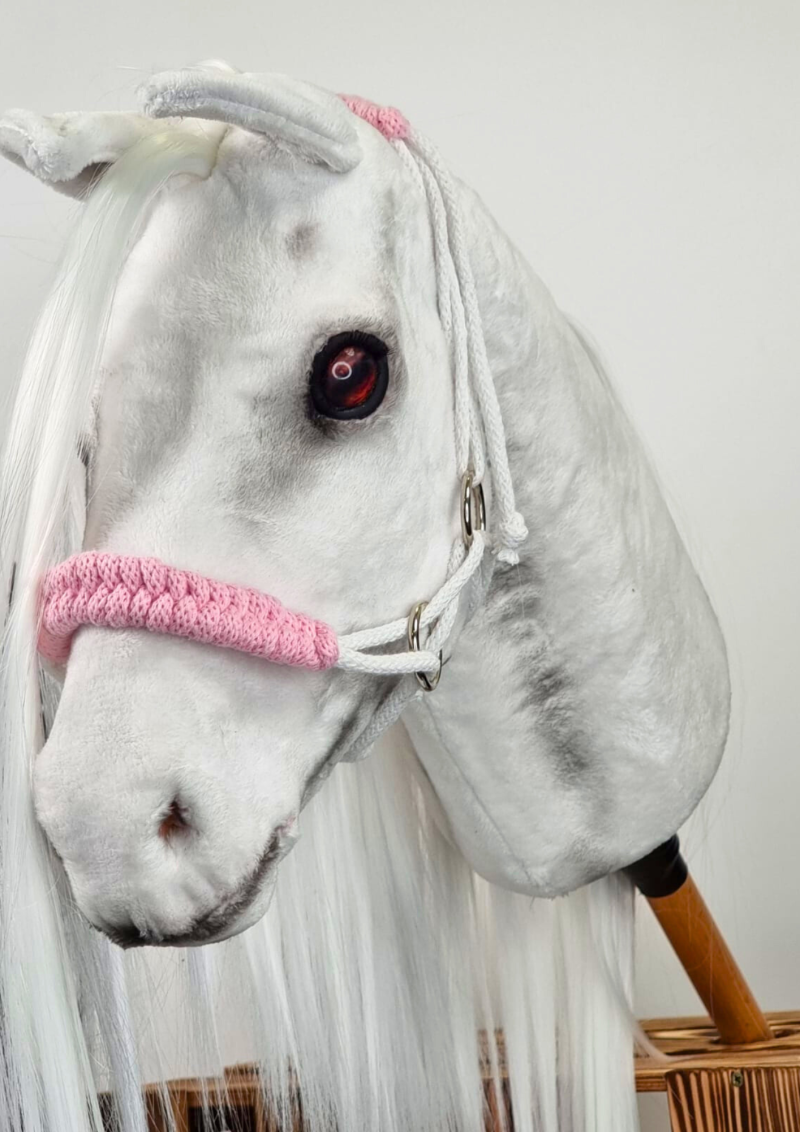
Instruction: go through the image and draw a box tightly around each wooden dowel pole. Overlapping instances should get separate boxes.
[626,837,772,1046]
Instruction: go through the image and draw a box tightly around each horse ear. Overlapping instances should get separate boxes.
[0,110,168,198]
[139,68,363,173]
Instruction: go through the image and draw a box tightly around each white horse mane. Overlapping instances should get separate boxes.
[0,78,673,1131]
[0,126,221,1131]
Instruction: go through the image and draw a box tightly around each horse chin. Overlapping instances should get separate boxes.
[33,628,329,947]
[98,868,281,949]
[63,814,296,949]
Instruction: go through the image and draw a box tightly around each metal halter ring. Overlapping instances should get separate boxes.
[406,601,443,692]
[461,470,486,548]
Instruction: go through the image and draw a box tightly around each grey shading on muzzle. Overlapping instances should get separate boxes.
[104,828,285,948]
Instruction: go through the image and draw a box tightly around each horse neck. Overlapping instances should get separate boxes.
[402,183,730,896]
[402,190,583,890]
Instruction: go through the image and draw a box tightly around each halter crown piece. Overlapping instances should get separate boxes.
[38,95,528,758]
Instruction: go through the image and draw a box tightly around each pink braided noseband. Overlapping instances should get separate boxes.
[339,95,410,141]
[38,553,339,671]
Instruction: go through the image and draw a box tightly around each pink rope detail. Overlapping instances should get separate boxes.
[38,553,340,671]
[339,94,410,141]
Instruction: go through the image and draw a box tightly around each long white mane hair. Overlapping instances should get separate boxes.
[0,127,640,1132]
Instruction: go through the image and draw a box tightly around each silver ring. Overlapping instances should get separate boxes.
[406,601,442,692]
[461,470,486,548]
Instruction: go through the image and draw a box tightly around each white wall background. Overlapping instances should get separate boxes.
[1,4,798,1129]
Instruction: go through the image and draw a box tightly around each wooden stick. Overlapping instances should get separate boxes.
[626,837,772,1046]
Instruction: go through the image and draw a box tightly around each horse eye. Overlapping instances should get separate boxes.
[310,331,389,420]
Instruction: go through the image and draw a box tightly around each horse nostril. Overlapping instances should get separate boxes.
[158,798,191,842]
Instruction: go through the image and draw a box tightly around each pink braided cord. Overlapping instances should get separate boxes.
[339,94,410,141]
[39,553,339,671]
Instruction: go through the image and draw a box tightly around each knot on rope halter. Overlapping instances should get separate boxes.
[496,510,529,566]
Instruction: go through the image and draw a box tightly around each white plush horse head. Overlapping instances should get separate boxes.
[0,63,731,1132]
[3,69,489,946]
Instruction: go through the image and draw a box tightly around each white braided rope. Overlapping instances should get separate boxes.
[336,535,480,675]
[339,534,483,653]
[332,128,525,688]
[397,143,471,475]
[343,682,422,761]
[342,549,497,763]
[407,130,528,565]
[336,647,441,676]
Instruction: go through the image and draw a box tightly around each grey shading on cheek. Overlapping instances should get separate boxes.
[489,562,541,636]
[327,678,400,763]
[484,557,595,787]
[90,333,206,538]
[225,404,319,529]
[128,392,196,487]
[285,222,319,261]
[106,828,285,948]
[303,672,405,805]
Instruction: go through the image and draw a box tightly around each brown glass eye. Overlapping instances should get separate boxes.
[310,331,389,420]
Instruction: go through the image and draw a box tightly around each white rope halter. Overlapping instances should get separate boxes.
[334,128,528,757]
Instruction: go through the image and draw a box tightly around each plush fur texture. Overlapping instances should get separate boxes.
[403,191,731,895]
[0,64,730,1131]
[0,109,211,196]
[0,120,221,1132]
[142,67,364,172]
[33,110,459,945]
